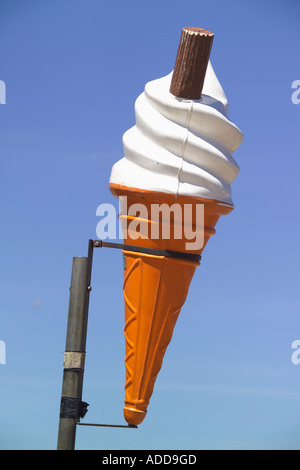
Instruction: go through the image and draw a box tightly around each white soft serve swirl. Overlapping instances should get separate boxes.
[110,62,243,205]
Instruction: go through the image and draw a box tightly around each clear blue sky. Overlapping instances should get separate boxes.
[1,0,300,450]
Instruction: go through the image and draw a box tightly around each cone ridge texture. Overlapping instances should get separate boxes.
[110,184,233,425]
[123,251,198,425]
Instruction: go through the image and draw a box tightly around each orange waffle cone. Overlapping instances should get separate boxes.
[122,251,198,425]
[110,183,233,425]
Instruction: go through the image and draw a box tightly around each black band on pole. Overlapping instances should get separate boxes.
[60,397,89,420]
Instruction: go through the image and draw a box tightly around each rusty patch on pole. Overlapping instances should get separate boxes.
[64,351,86,370]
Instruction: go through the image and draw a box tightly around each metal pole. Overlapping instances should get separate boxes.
[57,241,93,450]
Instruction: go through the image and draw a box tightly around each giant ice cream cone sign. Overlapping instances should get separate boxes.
[109,27,243,425]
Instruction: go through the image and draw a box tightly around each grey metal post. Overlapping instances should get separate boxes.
[57,242,93,450]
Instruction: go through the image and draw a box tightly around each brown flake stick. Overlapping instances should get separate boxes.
[170,27,214,100]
